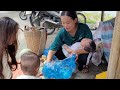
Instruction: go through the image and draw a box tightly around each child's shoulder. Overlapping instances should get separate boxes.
[16,75,41,79]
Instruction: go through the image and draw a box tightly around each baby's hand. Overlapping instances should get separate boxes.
[63,44,68,49]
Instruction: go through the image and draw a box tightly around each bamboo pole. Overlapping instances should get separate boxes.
[107,11,120,79]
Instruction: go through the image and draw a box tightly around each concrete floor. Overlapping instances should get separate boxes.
[0,11,107,79]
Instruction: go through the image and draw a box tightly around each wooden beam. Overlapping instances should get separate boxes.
[107,11,120,79]
[101,11,104,21]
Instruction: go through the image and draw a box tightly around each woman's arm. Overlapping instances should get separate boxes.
[72,49,88,60]
[46,50,56,62]
[73,49,88,55]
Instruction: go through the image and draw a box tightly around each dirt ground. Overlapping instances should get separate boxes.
[0,11,108,79]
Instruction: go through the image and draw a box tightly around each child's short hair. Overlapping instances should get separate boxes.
[20,51,40,75]
[84,40,96,52]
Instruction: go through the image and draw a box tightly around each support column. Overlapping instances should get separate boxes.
[101,11,104,21]
[107,11,120,79]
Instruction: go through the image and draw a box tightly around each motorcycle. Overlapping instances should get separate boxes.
[19,11,86,35]
[19,11,32,20]
[29,11,62,35]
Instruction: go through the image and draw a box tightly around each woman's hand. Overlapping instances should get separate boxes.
[75,54,78,61]
[71,50,78,61]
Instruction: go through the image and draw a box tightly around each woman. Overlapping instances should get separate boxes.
[0,17,19,79]
[46,11,93,72]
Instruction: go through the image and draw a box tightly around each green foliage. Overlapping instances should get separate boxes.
[77,12,114,25]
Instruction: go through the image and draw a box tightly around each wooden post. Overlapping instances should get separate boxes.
[107,11,120,79]
[101,11,104,21]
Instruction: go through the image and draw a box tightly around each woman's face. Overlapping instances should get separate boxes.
[61,16,77,32]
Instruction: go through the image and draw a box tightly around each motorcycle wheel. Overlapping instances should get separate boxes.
[77,12,86,24]
[29,12,56,35]
[30,11,40,27]
[47,28,56,35]
[19,11,27,20]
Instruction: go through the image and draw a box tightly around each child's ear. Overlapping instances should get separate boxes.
[35,66,40,76]
[36,66,40,72]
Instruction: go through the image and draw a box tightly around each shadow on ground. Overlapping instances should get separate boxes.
[71,60,108,79]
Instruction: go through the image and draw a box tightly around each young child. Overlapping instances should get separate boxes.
[62,38,96,57]
[16,50,41,79]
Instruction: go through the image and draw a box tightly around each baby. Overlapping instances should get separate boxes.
[62,38,96,57]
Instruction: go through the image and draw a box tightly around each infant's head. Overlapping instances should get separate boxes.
[81,38,96,52]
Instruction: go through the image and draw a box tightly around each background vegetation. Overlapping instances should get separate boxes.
[77,11,116,29]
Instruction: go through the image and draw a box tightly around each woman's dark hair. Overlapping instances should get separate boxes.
[0,17,18,78]
[61,11,78,20]
[84,41,96,53]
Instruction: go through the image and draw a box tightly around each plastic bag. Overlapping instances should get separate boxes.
[42,54,76,79]
[43,48,57,60]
